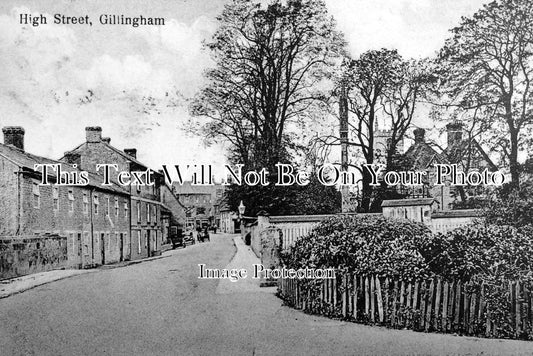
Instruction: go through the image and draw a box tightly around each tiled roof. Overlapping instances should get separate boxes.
[442,140,497,170]
[0,143,128,195]
[404,142,448,170]
[382,198,435,207]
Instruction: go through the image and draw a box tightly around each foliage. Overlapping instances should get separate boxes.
[483,180,533,228]
[190,0,346,169]
[436,0,533,186]
[422,225,533,282]
[281,215,434,279]
[223,175,341,216]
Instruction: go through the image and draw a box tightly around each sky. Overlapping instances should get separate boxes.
[0,0,489,169]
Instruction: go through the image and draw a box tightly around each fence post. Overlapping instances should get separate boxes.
[442,281,449,332]
[425,279,435,331]
[391,280,399,327]
[370,276,376,323]
[515,281,521,337]
[469,289,477,335]
[434,279,442,331]
[365,276,370,318]
[454,282,462,332]
[376,276,384,323]
[353,274,358,320]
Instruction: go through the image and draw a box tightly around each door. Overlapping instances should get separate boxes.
[146,230,151,258]
[77,233,83,268]
[119,233,124,262]
[101,233,105,265]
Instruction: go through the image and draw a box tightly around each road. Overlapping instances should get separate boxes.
[1,233,532,356]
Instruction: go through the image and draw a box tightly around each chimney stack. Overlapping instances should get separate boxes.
[64,151,81,166]
[85,126,102,143]
[124,148,137,159]
[413,128,425,144]
[446,122,463,148]
[3,126,25,151]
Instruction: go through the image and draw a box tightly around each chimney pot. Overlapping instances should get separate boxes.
[413,128,425,143]
[2,126,25,150]
[64,151,81,166]
[102,137,111,144]
[446,122,463,147]
[124,148,137,159]
[85,126,102,143]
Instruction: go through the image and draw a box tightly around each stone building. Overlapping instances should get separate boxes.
[0,127,130,279]
[160,182,186,243]
[172,181,225,230]
[404,123,497,210]
[61,127,164,259]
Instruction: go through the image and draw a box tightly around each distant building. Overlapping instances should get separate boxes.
[373,123,404,164]
[160,182,186,243]
[61,127,164,259]
[172,181,225,230]
[0,127,130,279]
[404,123,497,210]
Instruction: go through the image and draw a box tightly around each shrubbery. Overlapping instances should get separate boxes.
[280,213,533,339]
[422,224,533,282]
[282,215,434,280]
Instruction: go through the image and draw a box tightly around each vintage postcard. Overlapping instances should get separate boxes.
[1,0,532,355]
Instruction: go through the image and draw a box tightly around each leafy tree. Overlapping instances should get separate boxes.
[223,174,341,216]
[436,0,533,187]
[190,0,345,170]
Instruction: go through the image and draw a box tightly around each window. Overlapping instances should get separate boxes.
[114,198,119,217]
[83,193,89,214]
[94,195,99,215]
[136,184,141,193]
[137,231,141,254]
[68,189,74,212]
[124,201,128,220]
[136,201,141,222]
[53,187,59,210]
[32,183,40,209]
[147,204,151,223]
[106,196,110,216]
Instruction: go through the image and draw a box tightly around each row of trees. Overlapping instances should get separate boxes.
[190,0,533,214]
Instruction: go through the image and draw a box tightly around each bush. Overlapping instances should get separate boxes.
[282,215,434,280]
[422,224,533,282]
[483,181,533,228]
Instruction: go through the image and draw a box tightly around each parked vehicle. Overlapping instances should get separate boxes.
[183,230,196,245]
[169,226,185,249]
[198,229,210,243]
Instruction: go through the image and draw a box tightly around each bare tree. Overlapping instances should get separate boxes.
[436,0,533,187]
[190,0,345,169]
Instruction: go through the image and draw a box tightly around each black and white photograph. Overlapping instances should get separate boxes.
[1,0,533,355]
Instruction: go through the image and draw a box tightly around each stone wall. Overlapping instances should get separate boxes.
[0,235,68,280]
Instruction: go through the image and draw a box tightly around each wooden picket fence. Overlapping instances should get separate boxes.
[279,272,533,340]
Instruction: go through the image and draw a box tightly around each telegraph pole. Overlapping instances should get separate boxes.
[339,81,350,213]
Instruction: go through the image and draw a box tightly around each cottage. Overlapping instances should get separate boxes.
[0,127,130,279]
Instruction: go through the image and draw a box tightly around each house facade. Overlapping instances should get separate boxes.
[172,181,225,230]
[404,123,497,210]
[0,127,130,279]
[61,127,164,259]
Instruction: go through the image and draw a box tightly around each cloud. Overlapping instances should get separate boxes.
[325,0,490,58]
[0,6,225,168]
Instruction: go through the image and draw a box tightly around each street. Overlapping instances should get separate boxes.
[1,234,532,356]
